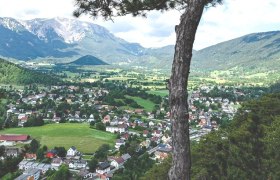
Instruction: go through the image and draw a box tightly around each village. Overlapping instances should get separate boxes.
[0,83,250,179]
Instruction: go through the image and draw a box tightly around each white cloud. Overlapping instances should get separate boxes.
[0,0,280,49]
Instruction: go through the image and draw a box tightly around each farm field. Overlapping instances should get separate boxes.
[0,123,116,153]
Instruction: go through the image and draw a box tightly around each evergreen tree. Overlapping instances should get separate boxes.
[73,1,222,179]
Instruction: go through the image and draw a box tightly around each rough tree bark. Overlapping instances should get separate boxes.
[168,1,206,179]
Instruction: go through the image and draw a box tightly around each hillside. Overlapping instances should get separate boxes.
[0,58,60,85]
[192,31,280,71]
[69,55,108,66]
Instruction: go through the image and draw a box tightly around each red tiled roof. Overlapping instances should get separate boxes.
[25,153,37,159]
[0,134,29,141]
[20,117,28,121]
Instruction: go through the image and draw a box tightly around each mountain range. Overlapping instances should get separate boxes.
[1,17,280,72]
[0,17,171,66]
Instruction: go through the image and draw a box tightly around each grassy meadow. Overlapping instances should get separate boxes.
[125,95,156,112]
[147,90,168,97]
[0,123,116,153]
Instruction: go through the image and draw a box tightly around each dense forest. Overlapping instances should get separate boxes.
[142,93,280,180]
[0,59,61,85]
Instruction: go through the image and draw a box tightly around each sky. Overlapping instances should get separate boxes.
[0,0,280,50]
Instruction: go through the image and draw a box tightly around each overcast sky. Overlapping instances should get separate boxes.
[0,0,280,50]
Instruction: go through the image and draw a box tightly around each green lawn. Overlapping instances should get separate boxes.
[125,95,156,112]
[147,90,169,97]
[0,123,116,153]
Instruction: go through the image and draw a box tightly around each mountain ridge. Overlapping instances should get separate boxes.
[1,17,280,73]
[192,30,280,71]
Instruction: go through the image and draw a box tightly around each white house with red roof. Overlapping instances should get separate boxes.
[110,157,125,169]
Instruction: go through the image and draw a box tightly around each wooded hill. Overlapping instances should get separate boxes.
[69,55,108,66]
[0,59,60,85]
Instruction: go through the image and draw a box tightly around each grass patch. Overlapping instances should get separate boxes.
[147,90,169,97]
[0,123,116,153]
[82,154,94,160]
[125,95,155,112]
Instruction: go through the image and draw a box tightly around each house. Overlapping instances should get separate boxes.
[18,114,27,120]
[143,130,149,137]
[120,133,129,140]
[69,160,87,169]
[161,135,171,144]
[149,121,155,127]
[88,114,95,122]
[5,147,20,157]
[46,151,56,159]
[15,168,41,180]
[24,153,37,160]
[110,120,119,126]
[121,153,131,162]
[78,169,97,179]
[51,158,63,169]
[155,151,169,161]
[18,116,28,127]
[102,115,111,124]
[106,124,127,133]
[67,146,78,156]
[150,136,160,144]
[140,139,150,148]
[148,114,155,119]
[96,162,110,174]
[199,118,207,127]
[115,139,125,149]
[152,130,163,137]
[110,157,125,169]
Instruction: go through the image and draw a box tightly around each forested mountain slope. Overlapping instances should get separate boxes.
[0,59,60,85]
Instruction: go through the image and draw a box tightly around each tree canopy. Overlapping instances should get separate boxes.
[74,0,222,19]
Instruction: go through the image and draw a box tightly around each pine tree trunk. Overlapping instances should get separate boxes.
[168,1,206,179]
